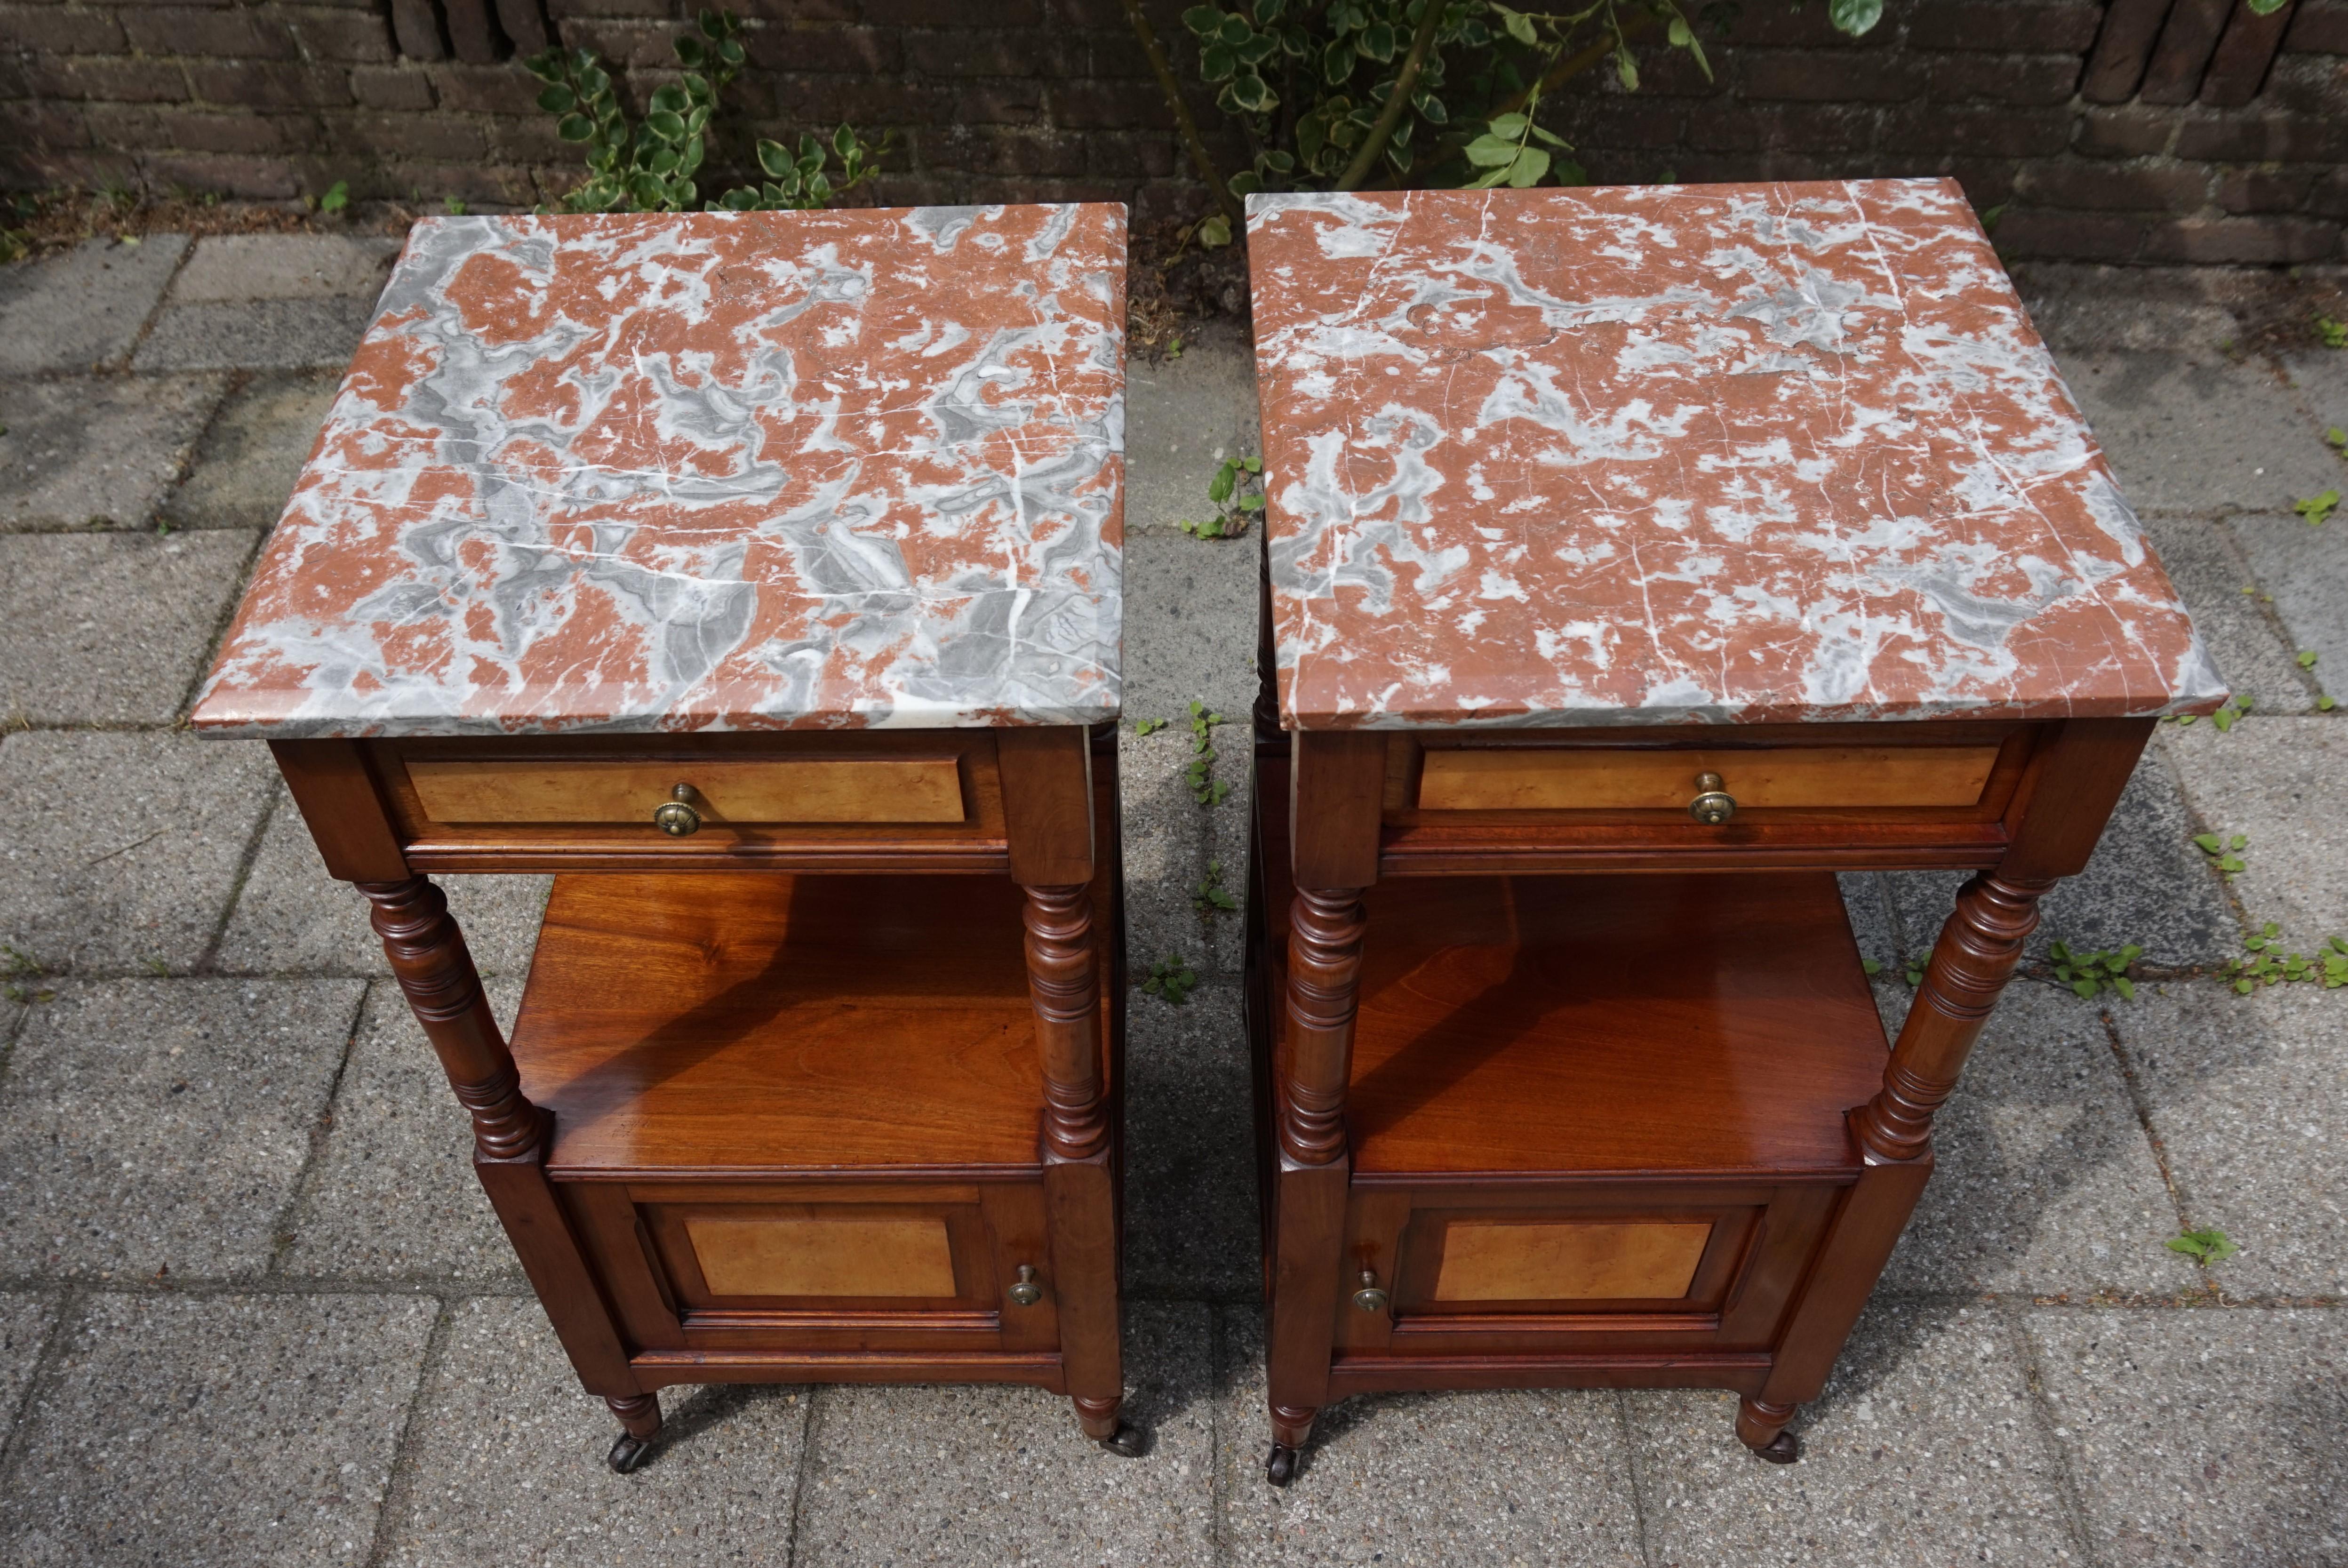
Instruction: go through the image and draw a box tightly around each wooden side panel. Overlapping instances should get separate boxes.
[271,740,409,881]
[1432,1220,1712,1302]
[409,756,966,825]
[1415,745,2000,812]
[686,1213,958,1298]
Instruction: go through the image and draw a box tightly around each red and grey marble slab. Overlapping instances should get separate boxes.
[192,204,1125,736]
[1247,180,2225,730]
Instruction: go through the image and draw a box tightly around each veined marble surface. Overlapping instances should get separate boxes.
[192,205,1126,736]
[1247,180,2225,730]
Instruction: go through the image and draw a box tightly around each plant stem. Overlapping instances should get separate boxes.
[1381,7,1658,187]
[1334,0,1446,191]
[1120,0,1245,224]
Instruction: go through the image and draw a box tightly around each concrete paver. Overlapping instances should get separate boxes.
[2230,509,2348,699]
[0,530,255,726]
[2164,717,2348,950]
[0,1293,62,1440]
[0,234,188,375]
[0,373,224,529]
[2065,350,2343,517]
[1124,321,1260,538]
[0,1291,435,1567]
[2027,1306,2348,1567]
[0,978,363,1280]
[0,730,277,972]
[167,234,401,304]
[1123,983,1258,1301]
[160,370,341,531]
[134,297,384,372]
[2140,513,2322,713]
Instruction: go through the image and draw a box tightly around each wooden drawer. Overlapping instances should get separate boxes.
[566,1178,1060,1356]
[1414,743,2001,813]
[408,755,965,825]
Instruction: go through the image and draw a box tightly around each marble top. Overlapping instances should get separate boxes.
[1247,180,2225,730]
[192,205,1126,736]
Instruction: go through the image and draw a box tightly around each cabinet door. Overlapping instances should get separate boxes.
[565,1178,1059,1355]
[1337,1180,1844,1357]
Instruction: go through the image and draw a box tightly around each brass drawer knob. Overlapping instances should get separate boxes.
[652,784,701,837]
[1008,1264,1044,1307]
[1351,1268,1389,1314]
[1688,772,1737,825]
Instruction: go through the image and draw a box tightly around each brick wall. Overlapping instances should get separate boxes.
[2,0,2345,264]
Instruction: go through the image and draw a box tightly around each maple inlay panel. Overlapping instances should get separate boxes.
[407,755,966,824]
[1432,1220,1713,1302]
[686,1213,958,1299]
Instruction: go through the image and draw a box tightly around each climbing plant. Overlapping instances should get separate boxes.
[525,9,887,215]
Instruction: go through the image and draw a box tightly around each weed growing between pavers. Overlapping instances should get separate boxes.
[1143,955,1198,1005]
[1180,453,1265,540]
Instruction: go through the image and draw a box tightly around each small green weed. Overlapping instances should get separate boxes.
[2296,489,2340,527]
[443,196,469,216]
[2227,925,2348,993]
[2300,649,2322,670]
[0,943,54,1005]
[1193,857,1240,916]
[2327,426,2348,452]
[2173,693,2251,731]
[2317,314,2348,350]
[1186,700,1228,807]
[1134,717,1168,737]
[140,957,169,976]
[1861,956,1926,986]
[2166,1227,2239,1264]
[2194,832,2247,877]
[317,179,350,215]
[2048,940,2140,1000]
[1142,954,1198,1005]
[1181,453,1264,540]
[1166,333,1185,360]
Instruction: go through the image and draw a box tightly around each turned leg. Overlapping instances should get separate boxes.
[359,876,651,1466]
[1736,1397,1801,1463]
[605,1392,662,1473]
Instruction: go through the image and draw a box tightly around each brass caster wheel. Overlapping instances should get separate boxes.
[1753,1429,1800,1465]
[608,1432,655,1474]
[1265,1443,1298,1487]
[1098,1423,1146,1458]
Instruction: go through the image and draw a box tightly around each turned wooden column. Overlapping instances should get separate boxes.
[1746,718,2154,1455]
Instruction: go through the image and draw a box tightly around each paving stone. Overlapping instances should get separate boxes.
[2138,514,2320,713]
[1889,744,2236,970]
[0,234,189,375]
[0,531,255,726]
[2116,982,2348,1297]
[2027,1306,2348,1566]
[1837,871,1902,976]
[797,1301,1212,1567]
[2063,350,2342,517]
[0,978,362,1280]
[215,793,548,978]
[160,371,340,531]
[279,979,524,1285]
[1878,981,2196,1298]
[1215,1307,1642,1567]
[0,1292,62,1435]
[1628,1300,2081,1568]
[2163,716,2348,949]
[1124,318,1260,538]
[381,1295,812,1566]
[0,730,276,972]
[1124,981,1257,1301]
[2284,347,2348,440]
[0,1290,435,1567]
[167,234,401,304]
[2228,510,2348,701]
[2023,268,2252,357]
[0,373,224,529]
[133,297,380,373]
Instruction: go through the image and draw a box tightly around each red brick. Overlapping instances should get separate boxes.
[350,64,434,110]
[957,82,1045,125]
[1685,101,1875,154]
[2142,215,2341,262]
[1562,98,1687,151]
[1632,44,1730,98]
[2076,106,2176,157]
[80,100,166,145]
[424,61,543,113]
[2217,167,2316,212]
[556,19,675,68]
[1050,79,1171,131]
[1738,48,1926,102]
[380,158,540,205]
[32,54,190,102]
[284,7,397,62]
[2284,0,2348,53]
[184,58,351,107]
[325,109,485,160]
[904,30,1081,78]
[1991,208,2148,261]
[742,22,899,74]
[866,0,1040,25]
[157,105,319,152]
[0,98,89,150]
[1082,127,1174,179]
[2174,111,2348,161]
[783,75,955,128]
[120,6,299,57]
[482,110,575,160]
[2015,162,2210,211]
[1719,3,1891,47]
[1880,104,2070,158]
[2312,168,2348,217]
[1908,1,2103,51]
[141,150,303,198]
[0,5,125,53]
[1925,52,2083,104]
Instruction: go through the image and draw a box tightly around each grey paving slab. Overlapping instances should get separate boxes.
[2284,346,2348,438]
[2229,510,2348,700]
[0,372,224,530]
[2027,1306,2348,1567]
[1879,981,2196,1298]
[167,234,401,304]
[133,296,379,373]
[0,1292,62,1437]
[2116,982,2348,1298]
[1124,319,1261,538]
[2063,350,2342,516]
[2164,716,2348,950]
[797,1301,1212,1567]
[160,370,339,532]
[215,793,548,978]
[279,979,524,1285]
[0,1290,435,1568]
[1123,981,1257,1301]
[0,729,277,972]
[1837,871,1902,976]
[0,530,255,726]
[0,978,363,1281]
[1889,743,2237,969]
[2027,274,2243,357]
[2139,513,2321,713]
[1628,1300,2082,1568]
[1216,1308,1643,1567]
[380,1295,811,1566]
[0,234,189,375]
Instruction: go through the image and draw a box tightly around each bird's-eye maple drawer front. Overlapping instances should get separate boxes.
[373,732,1007,869]
[1335,1182,1845,1358]
[564,1179,1059,1356]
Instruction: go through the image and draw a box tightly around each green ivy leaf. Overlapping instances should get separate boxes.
[1202,41,1237,79]
[1829,0,1885,33]
[537,84,575,113]
[1464,133,1518,167]
[674,34,706,67]
[646,109,687,143]
[558,114,595,143]
[1197,213,1233,248]
[756,138,792,178]
[1498,5,1538,45]
[1229,72,1272,112]
[1507,148,1549,187]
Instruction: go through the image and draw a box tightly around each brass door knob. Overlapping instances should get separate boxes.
[1008,1264,1043,1307]
[652,784,701,837]
[1351,1269,1389,1314]
[1688,771,1737,825]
